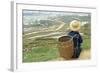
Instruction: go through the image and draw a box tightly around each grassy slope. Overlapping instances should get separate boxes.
[23,35,90,62]
[23,47,59,62]
[23,23,90,62]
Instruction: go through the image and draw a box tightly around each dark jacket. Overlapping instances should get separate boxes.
[68,31,83,58]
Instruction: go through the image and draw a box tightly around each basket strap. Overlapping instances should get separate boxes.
[76,36,79,49]
[72,34,79,49]
[68,34,79,49]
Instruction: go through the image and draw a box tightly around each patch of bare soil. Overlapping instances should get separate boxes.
[79,49,91,60]
[51,49,91,61]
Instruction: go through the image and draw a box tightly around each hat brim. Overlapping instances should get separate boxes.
[70,25,80,31]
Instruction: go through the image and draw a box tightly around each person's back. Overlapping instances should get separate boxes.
[68,20,83,58]
[68,31,83,58]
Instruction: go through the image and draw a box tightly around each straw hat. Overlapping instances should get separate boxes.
[69,20,81,31]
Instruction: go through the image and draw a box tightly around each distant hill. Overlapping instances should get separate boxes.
[23,11,91,33]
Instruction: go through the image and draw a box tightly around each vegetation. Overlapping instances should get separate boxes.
[23,47,59,62]
[23,35,90,62]
[81,35,91,50]
[23,10,91,62]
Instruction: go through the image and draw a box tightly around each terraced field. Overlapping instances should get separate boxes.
[23,26,91,62]
[22,11,91,62]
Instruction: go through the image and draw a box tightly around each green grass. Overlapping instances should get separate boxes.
[23,35,91,62]
[23,38,59,62]
[81,36,91,50]
[23,47,59,62]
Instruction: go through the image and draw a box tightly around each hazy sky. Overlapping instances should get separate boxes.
[23,10,90,16]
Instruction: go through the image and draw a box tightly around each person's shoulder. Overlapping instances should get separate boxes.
[68,31,74,36]
[68,31,72,34]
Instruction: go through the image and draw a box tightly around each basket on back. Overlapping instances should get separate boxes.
[58,36,74,60]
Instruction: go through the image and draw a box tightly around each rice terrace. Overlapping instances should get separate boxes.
[22,10,91,62]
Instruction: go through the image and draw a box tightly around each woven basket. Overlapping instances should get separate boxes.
[58,36,74,60]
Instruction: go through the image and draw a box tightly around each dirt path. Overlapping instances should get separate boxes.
[28,32,63,39]
[55,22,65,31]
[24,21,65,37]
[51,49,90,61]
[79,49,90,60]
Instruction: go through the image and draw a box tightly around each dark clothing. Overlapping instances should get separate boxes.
[68,31,83,58]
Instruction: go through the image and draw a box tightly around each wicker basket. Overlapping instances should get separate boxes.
[58,36,74,60]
